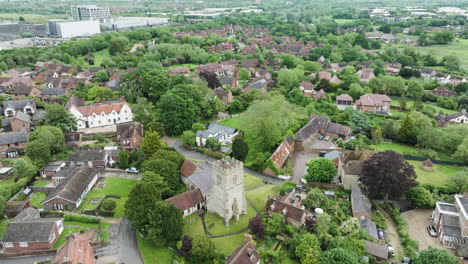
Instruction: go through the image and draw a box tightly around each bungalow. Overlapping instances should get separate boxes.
[335,94,353,110]
[41,88,67,102]
[226,234,260,264]
[438,110,468,126]
[3,99,36,117]
[195,123,239,147]
[0,129,28,158]
[2,111,31,132]
[67,149,108,168]
[40,160,66,178]
[0,207,64,252]
[351,187,372,220]
[356,94,392,114]
[42,165,98,210]
[214,88,234,104]
[53,232,96,264]
[299,81,314,97]
[12,86,41,99]
[116,122,144,150]
[430,86,458,97]
[165,189,205,218]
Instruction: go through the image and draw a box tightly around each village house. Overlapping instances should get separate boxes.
[365,240,389,261]
[335,94,354,110]
[351,187,372,220]
[329,75,342,85]
[209,42,234,52]
[0,76,33,92]
[242,79,269,93]
[214,87,234,104]
[42,165,98,210]
[0,207,64,252]
[356,68,376,82]
[294,115,351,150]
[41,88,68,102]
[53,232,96,264]
[12,86,41,99]
[66,148,109,168]
[4,200,30,218]
[438,110,468,126]
[430,86,458,97]
[60,78,79,90]
[3,99,36,117]
[432,191,468,249]
[266,189,308,228]
[313,89,328,100]
[0,129,28,158]
[265,136,294,175]
[355,94,392,114]
[44,77,63,89]
[196,123,239,147]
[299,81,314,97]
[40,160,66,178]
[226,234,260,264]
[242,46,256,56]
[341,151,373,190]
[312,71,332,81]
[168,67,190,76]
[2,111,31,132]
[66,96,133,129]
[219,76,238,88]
[165,189,205,218]
[116,122,144,150]
[105,80,120,91]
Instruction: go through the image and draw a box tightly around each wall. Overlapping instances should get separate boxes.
[56,21,101,38]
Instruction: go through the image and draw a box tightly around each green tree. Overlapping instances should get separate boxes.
[191,122,205,132]
[319,248,359,264]
[94,70,109,82]
[119,151,130,169]
[13,159,37,179]
[295,233,321,264]
[0,195,6,218]
[407,186,435,208]
[30,126,65,155]
[443,55,460,71]
[141,131,164,157]
[454,137,468,164]
[204,137,221,152]
[45,104,77,133]
[132,97,156,125]
[407,80,424,99]
[371,126,383,144]
[349,111,372,135]
[146,201,183,246]
[231,138,249,162]
[449,170,468,193]
[302,188,328,209]
[26,141,51,167]
[109,37,129,55]
[181,130,196,147]
[262,213,283,237]
[152,149,185,168]
[141,159,179,193]
[191,235,216,262]
[282,55,297,69]
[238,68,251,81]
[305,158,337,183]
[412,247,457,264]
[87,85,114,101]
[125,182,162,234]
[145,121,164,136]
[399,114,417,144]
[142,171,171,198]
[304,61,321,72]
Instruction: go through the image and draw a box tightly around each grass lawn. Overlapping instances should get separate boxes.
[137,235,175,264]
[0,177,17,189]
[80,177,138,217]
[182,214,205,238]
[0,219,11,239]
[246,184,279,211]
[391,98,457,115]
[217,115,243,129]
[334,18,355,25]
[408,160,465,186]
[244,173,264,190]
[32,181,48,187]
[64,221,111,230]
[30,192,47,208]
[53,227,81,249]
[371,142,456,162]
[91,50,111,67]
[204,206,256,236]
[212,232,246,254]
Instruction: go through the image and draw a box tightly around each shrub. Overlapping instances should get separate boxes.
[64,214,100,224]
[101,199,117,211]
[371,210,387,230]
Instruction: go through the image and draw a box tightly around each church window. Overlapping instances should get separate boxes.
[217,175,221,185]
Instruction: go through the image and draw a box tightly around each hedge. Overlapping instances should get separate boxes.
[390,208,419,258]
[64,214,100,224]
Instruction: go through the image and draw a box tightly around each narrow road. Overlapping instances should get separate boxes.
[379,207,404,261]
[170,139,283,186]
[1,254,55,264]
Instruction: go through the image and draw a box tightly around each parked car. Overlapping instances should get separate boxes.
[427,225,437,237]
[295,185,307,192]
[387,244,395,257]
[125,167,140,174]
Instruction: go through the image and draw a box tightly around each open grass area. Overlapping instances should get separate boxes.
[64,221,111,230]
[80,177,139,217]
[246,184,279,211]
[0,177,17,189]
[204,206,256,236]
[371,142,456,162]
[391,98,457,115]
[32,181,48,187]
[212,232,246,254]
[408,160,465,186]
[30,192,47,208]
[91,50,111,67]
[137,235,175,264]
[0,13,67,24]
[0,219,11,240]
[183,214,205,238]
[334,18,355,25]
[244,173,265,190]
[217,115,243,129]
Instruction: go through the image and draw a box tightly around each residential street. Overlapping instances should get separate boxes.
[1,254,55,264]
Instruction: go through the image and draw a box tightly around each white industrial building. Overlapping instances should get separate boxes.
[48,20,101,38]
[71,5,111,22]
[102,17,169,31]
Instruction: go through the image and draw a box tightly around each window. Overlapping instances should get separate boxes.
[19,242,28,247]
[4,242,13,248]
[124,110,127,113]
[217,175,222,185]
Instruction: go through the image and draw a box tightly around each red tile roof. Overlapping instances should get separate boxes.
[336,94,353,101]
[180,159,197,177]
[165,189,204,211]
[54,232,96,264]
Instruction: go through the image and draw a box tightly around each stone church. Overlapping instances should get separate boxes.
[207,157,248,226]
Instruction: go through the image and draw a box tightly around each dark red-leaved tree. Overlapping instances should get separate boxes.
[360,150,417,200]
[199,71,221,89]
[248,216,265,239]
[305,216,316,233]
[177,235,192,258]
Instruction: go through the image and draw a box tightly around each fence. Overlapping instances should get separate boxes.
[402,155,466,167]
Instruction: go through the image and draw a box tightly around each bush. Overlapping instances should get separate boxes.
[101,199,117,211]
[407,186,435,208]
[64,214,100,224]
[371,210,387,230]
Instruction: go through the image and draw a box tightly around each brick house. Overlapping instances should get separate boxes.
[214,88,234,104]
[12,86,41,99]
[3,99,36,117]
[4,200,30,218]
[299,81,314,97]
[430,86,458,97]
[355,94,392,114]
[1,207,64,252]
[165,189,205,218]
[2,111,31,132]
[116,122,144,150]
[0,129,28,158]
[40,160,66,179]
[335,94,354,110]
[294,115,350,151]
[42,165,98,210]
[266,190,308,228]
[53,232,96,264]
[66,149,108,168]
[264,136,294,176]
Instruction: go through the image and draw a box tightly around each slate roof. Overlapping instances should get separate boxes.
[226,238,260,264]
[185,162,212,195]
[43,165,97,205]
[360,218,379,240]
[32,110,45,121]
[365,240,388,260]
[105,80,120,91]
[3,99,35,111]
[116,122,143,140]
[442,214,461,237]
[41,88,66,95]
[294,115,329,142]
[2,111,31,129]
[65,96,86,110]
[220,76,235,85]
[165,189,204,211]
[244,79,267,90]
[196,123,237,139]
[351,187,372,217]
[325,150,341,161]
[0,129,28,145]
[12,86,34,95]
[68,149,107,162]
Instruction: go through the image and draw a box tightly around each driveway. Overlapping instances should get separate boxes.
[0,254,55,264]
[401,209,447,251]
[291,151,318,183]
[96,218,143,264]
[379,208,404,260]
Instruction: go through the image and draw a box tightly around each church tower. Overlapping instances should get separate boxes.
[207,157,247,226]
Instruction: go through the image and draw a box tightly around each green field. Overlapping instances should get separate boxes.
[0,13,67,24]
[32,181,48,187]
[334,19,355,25]
[244,173,265,190]
[408,160,465,186]
[80,177,139,217]
[91,50,111,67]
[217,115,243,129]
[372,141,456,162]
[137,235,175,264]
[391,98,457,115]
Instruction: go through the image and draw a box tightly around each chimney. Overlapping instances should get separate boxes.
[243,233,253,243]
[463,190,468,199]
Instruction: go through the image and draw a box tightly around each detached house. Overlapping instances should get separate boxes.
[356,68,376,82]
[0,129,28,158]
[335,94,354,110]
[299,81,314,97]
[42,165,98,210]
[356,94,392,114]
[67,149,108,168]
[351,187,372,220]
[116,122,144,150]
[41,88,67,102]
[438,110,468,126]
[0,207,64,252]
[66,96,133,129]
[266,190,309,228]
[214,88,234,104]
[196,123,239,147]
[430,86,458,97]
[3,99,36,117]
[2,111,31,132]
[226,234,260,264]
